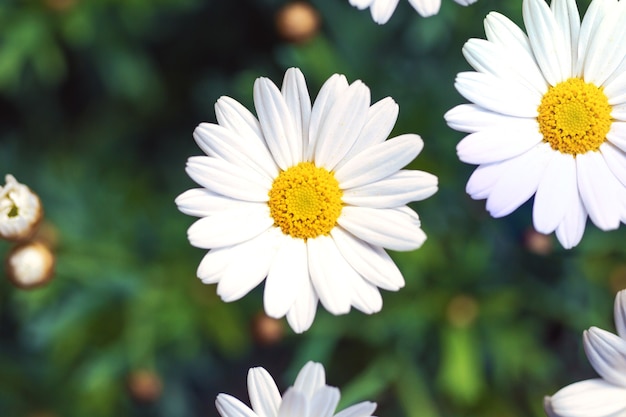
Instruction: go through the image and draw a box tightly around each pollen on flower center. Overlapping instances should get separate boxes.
[268,162,343,239]
[537,78,612,155]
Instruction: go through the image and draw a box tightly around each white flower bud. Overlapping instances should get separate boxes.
[0,174,43,241]
[5,241,55,289]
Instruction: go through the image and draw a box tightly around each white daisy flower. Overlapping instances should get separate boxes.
[349,0,478,24]
[0,174,42,242]
[216,361,377,417]
[544,290,626,417]
[176,67,437,333]
[445,0,626,249]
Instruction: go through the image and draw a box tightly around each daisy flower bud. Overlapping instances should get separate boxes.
[5,241,55,289]
[0,174,43,242]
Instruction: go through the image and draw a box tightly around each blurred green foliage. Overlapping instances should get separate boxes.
[0,0,621,416]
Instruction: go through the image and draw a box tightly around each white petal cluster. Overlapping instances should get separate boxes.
[216,362,377,417]
[545,290,626,417]
[0,174,42,241]
[349,0,477,24]
[445,0,626,249]
[176,67,437,333]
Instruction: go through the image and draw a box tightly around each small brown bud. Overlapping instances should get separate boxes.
[523,228,553,256]
[252,312,285,346]
[276,2,321,44]
[446,294,479,328]
[127,369,163,403]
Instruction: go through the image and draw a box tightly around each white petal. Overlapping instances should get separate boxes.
[555,188,587,249]
[215,96,279,178]
[583,327,626,386]
[484,12,533,58]
[606,122,626,153]
[331,227,405,291]
[462,38,546,94]
[370,0,400,23]
[523,0,571,85]
[550,0,580,76]
[342,170,438,208]
[277,389,308,417]
[176,188,243,217]
[309,386,340,417]
[407,0,439,17]
[350,0,374,10]
[187,204,273,249]
[254,77,301,170]
[214,228,282,302]
[314,80,370,170]
[583,1,626,87]
[264,235,308,318]
[604,70,626,106]
[197,250,225,284]
[454,72,541,117]
[307,235,352,315]
[485,143,553,218]
[282,68,311,161]
[194,123,275,181]
[335,134,424,189]
[216,394,258,417]
[445,104,532,134]
[611,103,626,121]
[334,402,377,417]
[248,368,282,417]
[454,0,477,4]
[337,206,426,251]
[342,97,399,161]
[185,156,270,202]
[456,123,543,165]
[576,151,621,231]
[293,362,326,399]
[308,74,350,161]
[286,276,319,334]
[615,290,626,340]
[600,143,626,188]
[544,396,558,417]
[465,161,511,200]
[550,378,626,417]
[533,152,577,234]
[345,269,383,314]
[574,0,611,77]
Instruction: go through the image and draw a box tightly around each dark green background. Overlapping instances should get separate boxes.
[0,0,618,416]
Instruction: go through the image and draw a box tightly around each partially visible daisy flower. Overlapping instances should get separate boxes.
[176,67,437,333]
[544,290,626,417]
[216,361,377,417]
[445,0,626,249]
[349,0,478,24]
[0,174,42,241]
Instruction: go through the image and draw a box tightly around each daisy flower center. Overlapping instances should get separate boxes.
[268,162,343,239]
[537,78,612,155]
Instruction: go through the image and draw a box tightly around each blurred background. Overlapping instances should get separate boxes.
[0,0,621,416]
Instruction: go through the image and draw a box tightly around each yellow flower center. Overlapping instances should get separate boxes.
[537,78,612,155]
[268,162,343,239]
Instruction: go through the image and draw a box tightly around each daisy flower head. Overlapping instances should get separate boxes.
[349,0,478,24]
[176,67,437,334]
[544,290,626,417]
[216,361,377,417]
[445,0,626,249]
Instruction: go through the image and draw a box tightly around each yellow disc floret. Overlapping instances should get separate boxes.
[537,77,612,155]
[268,162,343,239]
